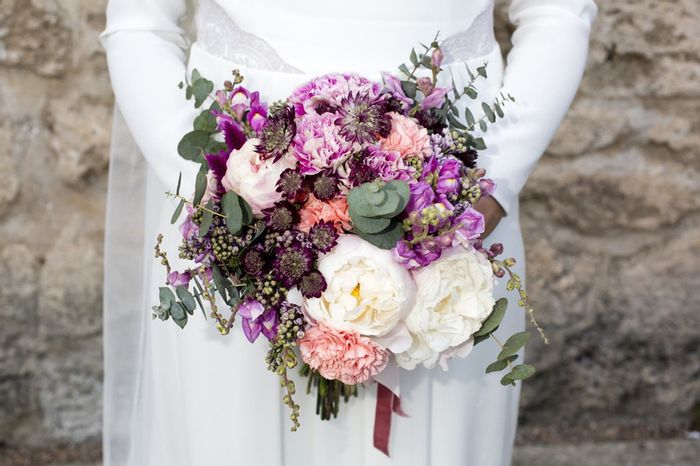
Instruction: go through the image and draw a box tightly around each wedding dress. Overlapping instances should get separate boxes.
[100,1,596,465]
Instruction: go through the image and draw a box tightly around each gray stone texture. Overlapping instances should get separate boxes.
[0,0,698,453]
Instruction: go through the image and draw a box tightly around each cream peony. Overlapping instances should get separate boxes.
[303,235,415,347]
[396,247,495,370]
[221,138,297,215]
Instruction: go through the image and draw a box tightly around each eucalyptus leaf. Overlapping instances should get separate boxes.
[479,120,488,133]
[193,169,207,206]
[176,286,196,312]
[495,103,504,118]
[510,364,536,381]
[497,331,532,361]
[471,137,487,151]
[193,109,217,133]
[170,301,187,321]
[221,191,244,234]
[447,113,467,130]
[192,78,214,108]
[170,198,185,224]
[353,221,403,250]
[477,66,488,78]
[465,108,476,126]
[401,80,417,99]
[482,102,496,123]
[176,172,182,196]
[159,287,176,310]
[500,373,515,386]
[198,201,215,237]
[177,130,210,161]
[398,63,411,77]
[239,196,253,226]
[474,298,508,337]
[211,264,231,303]
[348,208,392,234]
[464,86,478,99]
[409,48,418,66]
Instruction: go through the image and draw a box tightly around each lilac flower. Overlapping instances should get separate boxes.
[380,72,413,110]
[420,87,450,110]
[247,91,268,132]
[167,270,191,287]
[291,112,352,175]
[453,207,485,242]
[435,158,462,195]
[239,299,278,343]
[406,181,436,212]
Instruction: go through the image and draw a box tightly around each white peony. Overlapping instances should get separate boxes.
[396,246,495,370]
[303,235,415,350]
[221,138,296,215]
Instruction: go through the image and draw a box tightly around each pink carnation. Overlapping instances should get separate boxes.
[299,323,389,385]
[379,112,431,159]
[365,146,415,182]
[298,194,352,233]
[289,73,382,116]
[292,112,352,175]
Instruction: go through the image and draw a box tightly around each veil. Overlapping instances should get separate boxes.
[102,2,197,464]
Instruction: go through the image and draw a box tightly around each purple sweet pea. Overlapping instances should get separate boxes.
[420,87,450,110]
[406,181,436,212]
[453,207,486,242]
[239,299,278,343]
[167,270,191,287]
[381,72,413,110]
[247,91,268,132]
[229,86,250,119]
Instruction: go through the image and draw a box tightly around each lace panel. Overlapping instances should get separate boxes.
[195,0,302,73]
[441,4,497,65]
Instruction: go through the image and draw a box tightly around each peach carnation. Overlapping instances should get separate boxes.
[299,323,389,385]
[298,194,352,233]
[379,112,431,159]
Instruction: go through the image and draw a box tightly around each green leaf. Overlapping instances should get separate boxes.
[477,65,488,78]
[471,137,487,151]
[175,172,182,196]
[192,77,214,108]
[221,191,244,234]
[474,334,490,346]
[465,108,476,126]
[495,103,504,118]
[170,301,187,321]
[170,198,185,224]
[193,169,207,206]
[479,120,488,133]
[191,68,202,82]
[398,63,411,77]
[464,86,478,99]
[500,373,515,386]
[401,80,417,99]
[409,48,418,66]
[447,113,467,130]
[353,221,404,250]
[497,331,532,361]
[349,208,392,234]
[510,364,536,381]
[485,355,518,374]
[239,195,253,226]
[211,263,231,303]
[177,130,209,161]
[198,201,215,237]
[159,287,176,310]
[482,102,496,123]
[204,140,228,155]
[465,64,475,80]
[193,108,217,132]
[474,298,508,337]
[176,286,196,312]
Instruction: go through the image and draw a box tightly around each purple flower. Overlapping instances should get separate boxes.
[215,116,246,151]
[272,241,316,287]
[453,207,485,242]
[247,91,268,132]
[229,86,250,119]
[239,299,278,343]
[292,112,352,175]
[364,146,415,182]
[290,73,382,116]
[406,181,436,212]
[179,207,198,240]
[417,77,434,96]
[381,72,413,110]
[420,87,450,110]
[167,271,191,287]
[436,158,462,195]
[479,177,496,196]
[335,92,392,144]
[392,239,443,269]
[431,48,445,68]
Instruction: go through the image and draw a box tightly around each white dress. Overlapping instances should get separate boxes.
[100,1,596,465]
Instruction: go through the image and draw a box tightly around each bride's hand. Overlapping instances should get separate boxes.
[474,196,505,239]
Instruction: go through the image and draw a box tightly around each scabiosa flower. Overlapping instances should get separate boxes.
[239,298,278,343]
[257,104,296,162]
[416,108,447,134]
[273,241,316,287]
[454,148,478,169]
[242,245,267,277]
[335,92,392,144]
[308,221,339,253]
[276,168,306,200]
[263,201,299,232]
[298,270,327,299]
[309,170,340,201]
[292,112,352,175]
[247,91,268,132]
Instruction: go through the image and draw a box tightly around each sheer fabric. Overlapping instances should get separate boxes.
[101,1,596,464]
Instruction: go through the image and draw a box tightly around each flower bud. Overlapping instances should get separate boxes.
[417,76,434,96]
[431,47,445,68]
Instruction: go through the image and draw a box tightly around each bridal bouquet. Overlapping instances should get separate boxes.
[153,39,545,437]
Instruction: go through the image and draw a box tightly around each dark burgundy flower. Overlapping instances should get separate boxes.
[346,152,379,187]
[335,92,392,144]
[256,104,296,161]
[454,148,478,169]
[414,108,447,134]
[276,168,306,200]
[220,118,246,151]
[263,202,299,232]
[309,171,340,201]
[298,270,327,299]
[272,242,316,287]
[308,221,339,253]
[242,245,267,277]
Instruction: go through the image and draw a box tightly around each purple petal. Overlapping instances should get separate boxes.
[260,308,279,340]
[420,87,450,110]
[381,72,413,108]
[222,120,246,150]
[204,151,230,183]
[238,299,266,320]
[242,317,262,343]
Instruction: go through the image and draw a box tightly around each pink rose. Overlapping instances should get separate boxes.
[221,138,296,215]
[298,194,352,233]
[379,113,431,159]
[299,323,389,385]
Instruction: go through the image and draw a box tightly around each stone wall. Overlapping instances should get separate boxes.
[0,0,698,452]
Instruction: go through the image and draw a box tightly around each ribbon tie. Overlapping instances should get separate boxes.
[373,383,408,456]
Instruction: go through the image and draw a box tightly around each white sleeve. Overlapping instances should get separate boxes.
[480,0,597,214]
[101,0,200,191]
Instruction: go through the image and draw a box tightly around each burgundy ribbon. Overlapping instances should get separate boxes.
[373,383,408,456]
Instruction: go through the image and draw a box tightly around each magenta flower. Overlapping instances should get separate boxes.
[453,207,486,242]
[406,181,436,212]
[420,87,450,110]
[381,72,413,110]
[436,158,462,194]
[431,48,445,68]
[392,239,443,269]
[292,112,352,175]
[229,86,250,119]
[289,73,382,116]
[247,91,268,132]
[239,299,278,343]
[479,177,496,196]
[364,146,415,182]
